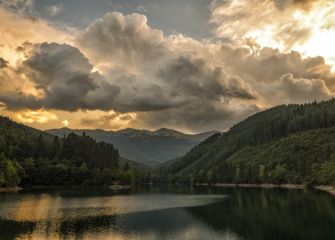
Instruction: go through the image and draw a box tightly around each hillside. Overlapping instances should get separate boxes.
[159,99,335,186]
[47,128,217,166]
[0,116,134,188]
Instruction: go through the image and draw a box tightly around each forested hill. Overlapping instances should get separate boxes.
[157,99,335,186]
[0,116,133,188]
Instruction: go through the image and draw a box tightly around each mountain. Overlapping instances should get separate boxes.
[47,128,217,166]
[158,99,335,186]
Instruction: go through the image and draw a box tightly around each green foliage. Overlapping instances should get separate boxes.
[0,153,23,187]
[0,172,4,186]
[159,99,335,185]
[0,116,124,187]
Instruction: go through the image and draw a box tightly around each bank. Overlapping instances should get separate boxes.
[194,183,335,197]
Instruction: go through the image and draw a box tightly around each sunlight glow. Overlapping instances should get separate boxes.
[16,110,58,124]
[245,1,335,71]
[62,120,69,126]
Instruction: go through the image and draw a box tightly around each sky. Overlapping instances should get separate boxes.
[0,0,335,133]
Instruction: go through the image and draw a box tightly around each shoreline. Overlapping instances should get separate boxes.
[209,183,335,196]
[1,185,132,192]
[25,185,132,190]
[315,185,335,196]
[213,183,304,189]
[1,184,335,197]
[213,183,335,196]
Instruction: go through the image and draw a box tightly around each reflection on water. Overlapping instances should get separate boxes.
[0,187,335,240]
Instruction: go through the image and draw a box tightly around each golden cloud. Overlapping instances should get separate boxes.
[16,110,58,123]
[210,0,335,69]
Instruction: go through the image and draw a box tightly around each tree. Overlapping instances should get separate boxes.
[270,164,287,184]
[0,172,4,187]
[0,153,22,187]
[51,136,61,157]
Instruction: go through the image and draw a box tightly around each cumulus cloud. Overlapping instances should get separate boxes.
[275,73,333,103]
[0,43,120,111]
[74,11,257,119]
[217,45,335,86]
[212,43,335,107]
[76,12,170,74]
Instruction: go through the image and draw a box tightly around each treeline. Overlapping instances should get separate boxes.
[155,99,335,186]
[0,117,134,188]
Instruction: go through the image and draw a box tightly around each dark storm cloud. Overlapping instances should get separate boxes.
[111,55,257,115]
[112,83,188,113]
[159,56,256,101]
[0,42,120,111]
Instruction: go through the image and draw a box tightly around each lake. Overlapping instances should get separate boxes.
[0,186,334,240]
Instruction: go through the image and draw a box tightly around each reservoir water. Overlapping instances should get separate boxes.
[0,187,334,240]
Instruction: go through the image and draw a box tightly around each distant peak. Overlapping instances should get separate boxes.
[155,128,180,133]
[154,128,185,137]
[61,127,71,130]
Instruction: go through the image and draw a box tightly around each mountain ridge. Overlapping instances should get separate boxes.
[47,127,218,166]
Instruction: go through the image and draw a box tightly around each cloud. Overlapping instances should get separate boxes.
[80,111,136,129]
[1,9,335,132]
[210,0,333,45]
[159,56,256,101]
[46,4,63,17]
[74,12,257,117]
[76,12,169,74]
[0,0,35,17]
[0,7,72,67]
[210,0,335,68]
[0,42,120,111]
[275,73,333,103]
[62,120,69,127]
[16,109,58,123]
[218,45,335,85]
[136,5,147,13]
[0,58,8,68]
[212,43,335,106]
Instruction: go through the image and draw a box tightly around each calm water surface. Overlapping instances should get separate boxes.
[0,186,334,240]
